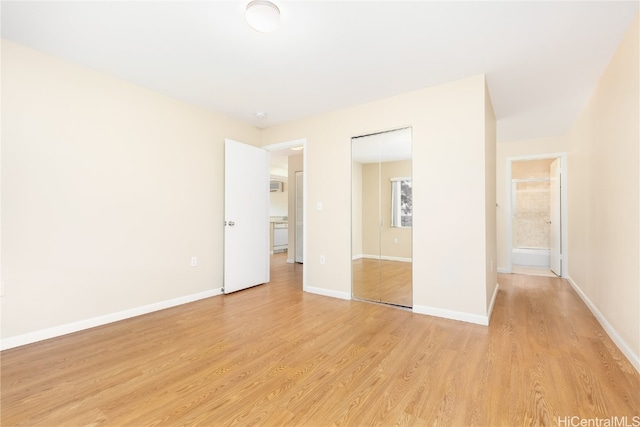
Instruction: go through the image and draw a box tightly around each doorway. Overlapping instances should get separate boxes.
[506,153,567,277]
[264,139,307,286]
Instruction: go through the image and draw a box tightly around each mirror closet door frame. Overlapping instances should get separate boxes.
[351,127,413,308]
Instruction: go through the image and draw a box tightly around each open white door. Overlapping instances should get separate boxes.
[549,158,562,276]
[224,139,270,294]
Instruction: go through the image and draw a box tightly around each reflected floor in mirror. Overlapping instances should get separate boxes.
[352,258,412,307]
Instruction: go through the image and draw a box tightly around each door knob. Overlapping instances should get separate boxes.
[228,221,235,227]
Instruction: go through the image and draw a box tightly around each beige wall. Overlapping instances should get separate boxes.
[484,83,498,309]
[1,40,261,339]
[351,162,363,257]
[262,75,497,321]
[2,41,498,341]
[358,160,412,260]
[287,153,303,261]
[512,158,553,179]
[360,163,380,258]
[496,135,568,269]
[566,14,639,363]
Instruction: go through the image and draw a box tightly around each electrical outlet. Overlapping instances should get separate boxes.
[320,255,325,265]
[191,256,198,267]
[393,238,399,244]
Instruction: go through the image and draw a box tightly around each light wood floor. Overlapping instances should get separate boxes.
[2,253,639,426]
[352,258,412,307]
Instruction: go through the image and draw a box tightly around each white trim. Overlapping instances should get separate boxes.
[286,258,295,264]
[497,268,509,274]
[381,255,412,263]
[486,283,500,325]
[303,286,351,301]
[412,305,490,326]
[354,254,412,262]
[565,276,640,373]
[0,289,222,351]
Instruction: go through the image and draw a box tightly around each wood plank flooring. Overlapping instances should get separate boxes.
[2,253,639,426]
[352,259,412,307]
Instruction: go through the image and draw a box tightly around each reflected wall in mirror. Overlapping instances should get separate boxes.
[352,127,412,308]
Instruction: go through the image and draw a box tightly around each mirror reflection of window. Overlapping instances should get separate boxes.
[391,178,412,228]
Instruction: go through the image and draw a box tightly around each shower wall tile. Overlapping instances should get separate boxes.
[514,181,550,248]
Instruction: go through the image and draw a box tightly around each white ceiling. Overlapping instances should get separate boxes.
[1,1,638,144]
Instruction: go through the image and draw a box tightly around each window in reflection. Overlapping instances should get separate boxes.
[391,178,412,228]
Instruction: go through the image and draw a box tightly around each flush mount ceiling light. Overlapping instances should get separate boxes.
[245,0,280,33]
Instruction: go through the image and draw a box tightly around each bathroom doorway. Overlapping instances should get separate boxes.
[506,154,567,277]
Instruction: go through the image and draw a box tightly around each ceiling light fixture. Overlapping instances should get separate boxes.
[255,112,267,119]
[245,0,280,33]
[291,146,304,151]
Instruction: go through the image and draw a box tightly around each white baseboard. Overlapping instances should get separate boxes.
[1,288,223,351]
[413,304,489,326]
[566,275,640,373]
[353,254,412,263]
[486,283,499,325]
[413,284,498,326]
[303,286,351,300]
[381,255,412,263]
[286,258,295,264]
[497,268,509,274]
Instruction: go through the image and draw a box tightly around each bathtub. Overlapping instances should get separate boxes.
[512,247,550,268]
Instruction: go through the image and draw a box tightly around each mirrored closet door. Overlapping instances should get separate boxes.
[351,127,413,308]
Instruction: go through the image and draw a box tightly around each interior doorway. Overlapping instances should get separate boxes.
[264,139,307,286]
[506,153,567,277]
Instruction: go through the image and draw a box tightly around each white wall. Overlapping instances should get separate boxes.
[566,14,639,368]
[1,40,261,342]
[263,75,497,323]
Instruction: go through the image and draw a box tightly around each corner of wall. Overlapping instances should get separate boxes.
[485,78,498,311]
